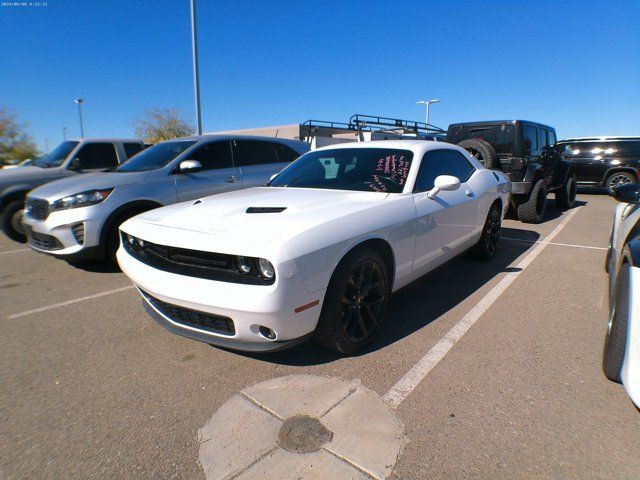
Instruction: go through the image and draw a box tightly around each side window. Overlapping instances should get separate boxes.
[234,140,278,166]
[188,141,233,170]
[123,142,145,159]
[538,129,548,149]
[548,130,557,146]
[414,150,476,192]
[523,126,538,153]
[271,142,301,163]
[75,143,119,169]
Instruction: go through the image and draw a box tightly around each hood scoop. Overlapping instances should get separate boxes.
[246,207,287,214]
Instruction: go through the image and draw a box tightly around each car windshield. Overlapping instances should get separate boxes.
[34,141,79,168]
[269,148,414,193]
[116,141,196,172]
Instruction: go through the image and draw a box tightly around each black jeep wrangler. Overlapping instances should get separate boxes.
[446,120,577,223]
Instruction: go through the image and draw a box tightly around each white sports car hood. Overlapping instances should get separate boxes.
[122,187,390,254]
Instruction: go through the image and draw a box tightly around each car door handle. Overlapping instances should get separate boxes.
[225,176,239,183]
[465,189,474,197]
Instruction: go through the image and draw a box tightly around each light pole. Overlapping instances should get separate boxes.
[63,126,67,141]
[74,98,85,137]
[417,99,440,130]
[190,0,203,135]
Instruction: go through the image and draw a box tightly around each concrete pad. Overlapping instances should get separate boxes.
[323,387,405,480]
[198,394,281,480]
[237,447,370,480]
[242,374,357,419]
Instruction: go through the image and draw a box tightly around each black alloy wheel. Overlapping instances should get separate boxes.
[473,203,501,260]
[340,259,387,343]
[313,248,389,354]
[606,172,636,195]
[484,205,502,258]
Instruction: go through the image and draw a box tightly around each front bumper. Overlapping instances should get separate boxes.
[22,204,107,259]
[117,245,325,352]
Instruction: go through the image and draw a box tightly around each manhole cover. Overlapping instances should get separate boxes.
[278,415,333,453]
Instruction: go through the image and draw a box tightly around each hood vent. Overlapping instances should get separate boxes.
[246,207,287,214]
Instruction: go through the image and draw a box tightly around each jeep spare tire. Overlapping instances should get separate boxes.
[457,138,498,169]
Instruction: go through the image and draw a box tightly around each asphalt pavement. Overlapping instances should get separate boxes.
[1,193,639,479]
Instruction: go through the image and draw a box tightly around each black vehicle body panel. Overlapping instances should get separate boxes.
[556,138,640,188]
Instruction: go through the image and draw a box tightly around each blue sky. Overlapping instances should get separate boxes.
[1,0,639,152]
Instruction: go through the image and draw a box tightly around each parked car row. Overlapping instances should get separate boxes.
[1,122,637,412]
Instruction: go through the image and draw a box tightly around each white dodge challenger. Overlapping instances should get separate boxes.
[117,141,510,353]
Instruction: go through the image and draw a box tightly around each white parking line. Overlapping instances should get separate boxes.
[383,207,582,408]
[502,236,607,251]
[0,248,30,255]
[7,285,135,319]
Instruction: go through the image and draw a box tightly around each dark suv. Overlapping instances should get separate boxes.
[446,120,576,223]
[556,137,640,194]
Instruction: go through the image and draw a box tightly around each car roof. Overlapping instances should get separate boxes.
[313,139,462,154]
[448,120,555,130]
[66,138,143,142]
[558,136,640,143]
[175,134,308,145]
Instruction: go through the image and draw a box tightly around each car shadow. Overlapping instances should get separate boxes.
[506,198,587,224]
[236,226,541,366]
[66,259,121,273]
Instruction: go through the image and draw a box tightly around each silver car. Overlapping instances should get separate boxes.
[23,135,309,261]
[0,138,145,242]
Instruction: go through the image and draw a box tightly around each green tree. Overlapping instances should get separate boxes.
[0,107,39,165]
[131,107,194,144]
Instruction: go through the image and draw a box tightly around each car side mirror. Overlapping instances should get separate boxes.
[68,157,82,171]
[179,159,202,173]
[427,175,461,199]
[611,183,640,204]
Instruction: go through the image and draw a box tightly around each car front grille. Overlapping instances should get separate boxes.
[25,226,63,251]
[121,233,274,285]
[141,289,235,336]
[25,198,49,221]
[71,223,85,245]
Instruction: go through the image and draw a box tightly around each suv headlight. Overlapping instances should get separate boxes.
[50,189,113,212]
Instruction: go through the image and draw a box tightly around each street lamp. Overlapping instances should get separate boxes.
[74,98,85,138]
[417,99,440,130]
[190,0,203,135]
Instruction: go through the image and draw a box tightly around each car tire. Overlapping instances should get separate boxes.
[472,203,502,260]
[606,171,637,195]
[1,200,27,243]
[555,173,577,210]
[313,248,389,354]
[457,139,498,169]
[517,179,547,224]
[603,262,631,383]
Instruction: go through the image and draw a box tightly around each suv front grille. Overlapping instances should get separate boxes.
[25,198,49,221]
[141,290,235,336]
[25,226,63,251]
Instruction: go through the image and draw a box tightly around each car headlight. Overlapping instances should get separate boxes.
[50,188,113,212]
[236,255,275,280]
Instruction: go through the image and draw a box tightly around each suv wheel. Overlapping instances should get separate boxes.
[517,179,547,224]
[1,200,27,243]
[603,262,631,383]
[606,171,637,195]
[457,138,498,169]
[313,248,389,354]
[555,173,577,210]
